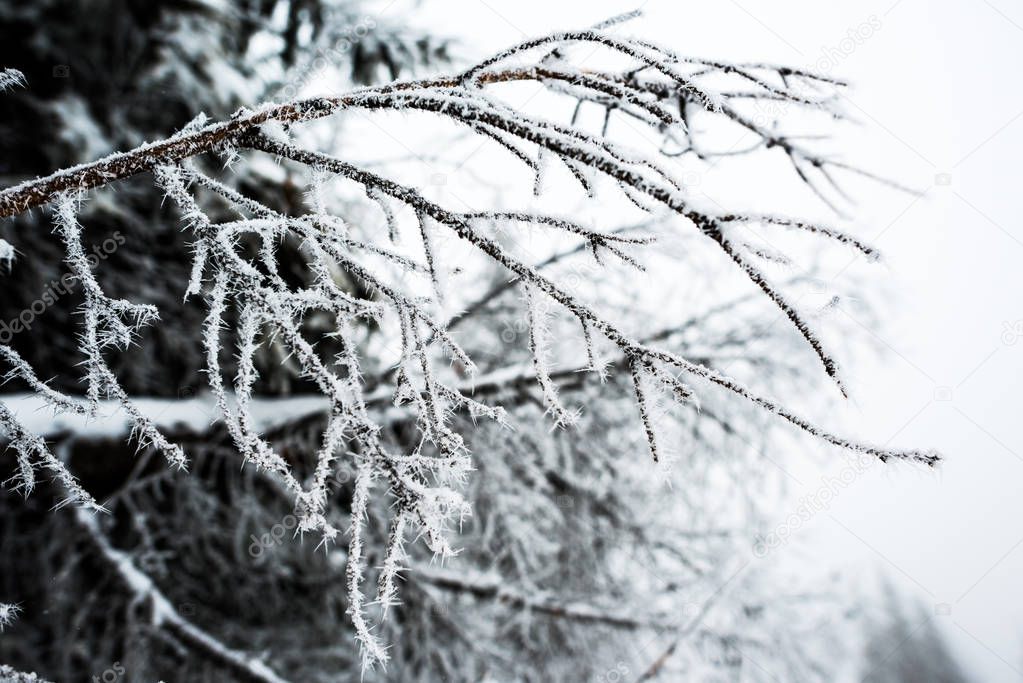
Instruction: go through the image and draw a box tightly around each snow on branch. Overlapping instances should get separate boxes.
[415,564,679,630]
[0,602,20,631]
[0,68,25,92]
[0,17,939,671]
[0,665,52,683]
[73,509,290,683]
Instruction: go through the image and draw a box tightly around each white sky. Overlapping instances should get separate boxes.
[378,1,1023,680]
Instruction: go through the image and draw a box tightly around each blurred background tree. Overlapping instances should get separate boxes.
[859,583,974,683]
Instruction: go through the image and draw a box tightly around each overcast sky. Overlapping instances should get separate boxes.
[388,1,1023,680]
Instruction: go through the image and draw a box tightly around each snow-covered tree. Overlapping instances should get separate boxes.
[0,5,938,681]
[860,583,974,683]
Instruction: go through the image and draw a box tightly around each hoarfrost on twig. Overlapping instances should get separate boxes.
[0,15,939,672]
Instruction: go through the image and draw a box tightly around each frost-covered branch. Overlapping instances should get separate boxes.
[415,565,678,630]
[0,18,938,672]
[0,603,20,632]
[0,68,24,93]
[73,508,290,683]
[0,665,52,683]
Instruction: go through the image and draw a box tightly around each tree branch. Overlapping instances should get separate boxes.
[73,508,291,683]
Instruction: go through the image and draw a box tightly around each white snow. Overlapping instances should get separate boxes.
[1,392,329,439]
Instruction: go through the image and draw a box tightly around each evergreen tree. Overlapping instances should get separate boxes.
[861,584,974,683]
